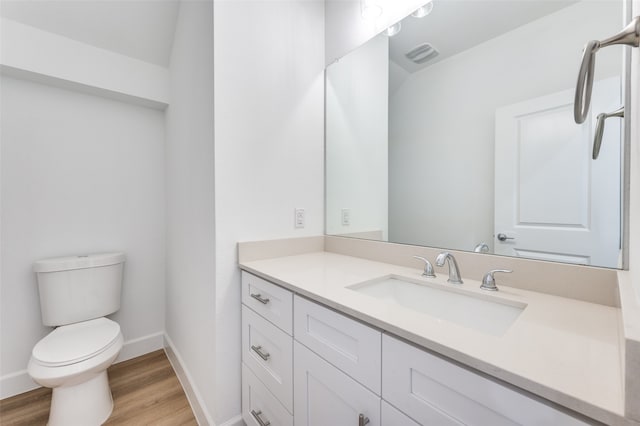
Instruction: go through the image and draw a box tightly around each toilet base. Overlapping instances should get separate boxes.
[48,371,113,426]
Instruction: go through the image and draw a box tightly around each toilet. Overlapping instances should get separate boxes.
[28,253,125,426]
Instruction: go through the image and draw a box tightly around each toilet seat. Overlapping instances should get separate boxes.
[32,317,121,367]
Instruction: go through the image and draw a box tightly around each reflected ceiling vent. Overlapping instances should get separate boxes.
[405,43,439,64]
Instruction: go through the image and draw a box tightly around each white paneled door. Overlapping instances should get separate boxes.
[494,77,621,267]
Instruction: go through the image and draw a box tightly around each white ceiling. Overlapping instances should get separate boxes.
[0,0,180,67]
[389,0,579,73]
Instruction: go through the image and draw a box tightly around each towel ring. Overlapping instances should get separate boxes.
[574,16,639,124]
[593,106,624,159]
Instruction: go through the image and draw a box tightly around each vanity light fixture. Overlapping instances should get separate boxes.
[411,1,434,18]
[385,22,402,37]
[360,0,383,20]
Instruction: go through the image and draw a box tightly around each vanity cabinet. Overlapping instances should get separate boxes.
[241,271,593,426]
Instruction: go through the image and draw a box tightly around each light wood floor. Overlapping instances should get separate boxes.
[0,350,198,426]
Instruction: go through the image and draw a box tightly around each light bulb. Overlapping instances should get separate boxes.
[361,0,382,20]
[411,1,434,18]
[385,22,402,37]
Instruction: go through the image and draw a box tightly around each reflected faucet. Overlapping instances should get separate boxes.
[435,252,463,284]
[473,242,489,253]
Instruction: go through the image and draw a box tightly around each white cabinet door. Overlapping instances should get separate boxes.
[294,342,380,426]
[242,305,293,412]
[382,335,589,426]
[243,364,293,426]
[294,295,381,394]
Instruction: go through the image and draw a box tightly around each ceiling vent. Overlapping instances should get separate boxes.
[405,43,439,64]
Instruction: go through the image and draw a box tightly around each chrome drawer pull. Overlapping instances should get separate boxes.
[250,293,270,304]
[251,345,271,361]
[359,414,370,426]
[251,409,271,426]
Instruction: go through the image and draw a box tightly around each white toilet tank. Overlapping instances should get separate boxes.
[34,253,125,326]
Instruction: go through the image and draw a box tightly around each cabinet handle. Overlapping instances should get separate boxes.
[251,409,271,426]
[251,345,271,361]
[359,414,370,426]
[250,293,270,304]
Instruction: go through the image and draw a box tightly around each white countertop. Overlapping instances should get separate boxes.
[240,251,627,425]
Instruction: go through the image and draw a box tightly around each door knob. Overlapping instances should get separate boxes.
[496,233,515,242]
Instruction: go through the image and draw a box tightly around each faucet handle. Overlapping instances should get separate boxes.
[412,256,436,278]
[480,269,512,291]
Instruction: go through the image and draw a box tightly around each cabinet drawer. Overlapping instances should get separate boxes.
[242,271,293,335]
[382,335,589,426]
[242,305,293,412]
[293,295,382,394]
[381,401,420,426]
[294,341,380,426]
[243,363,293,426]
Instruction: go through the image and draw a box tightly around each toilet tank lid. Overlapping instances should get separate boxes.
[33,252,125,273]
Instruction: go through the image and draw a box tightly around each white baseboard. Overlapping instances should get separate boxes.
[0,369,38,400]
[217,414,244,426]
[0,331,164,400]
[115,331,164,363]
[164,333,214,426]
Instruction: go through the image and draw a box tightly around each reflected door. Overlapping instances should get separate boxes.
[494,77,621,267]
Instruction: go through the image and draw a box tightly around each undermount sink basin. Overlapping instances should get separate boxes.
[348,276,526,336]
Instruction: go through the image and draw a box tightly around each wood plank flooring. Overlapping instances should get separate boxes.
[0,350,198,426]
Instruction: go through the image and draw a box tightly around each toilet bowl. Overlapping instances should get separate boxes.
[28,317,124,426]
[29,252,125,425]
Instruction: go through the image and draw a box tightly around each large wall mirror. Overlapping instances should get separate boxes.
[325,0,631,269]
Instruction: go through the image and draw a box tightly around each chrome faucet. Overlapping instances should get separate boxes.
[473,242,489,253]
[435,252,463,284]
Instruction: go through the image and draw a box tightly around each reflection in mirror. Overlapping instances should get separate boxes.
[325,0,627,269]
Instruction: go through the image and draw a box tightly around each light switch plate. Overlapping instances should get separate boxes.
[295,208,305,228]
[341,208,351,226]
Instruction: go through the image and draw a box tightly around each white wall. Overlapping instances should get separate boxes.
[164,1,215,424]
[325,0,427,65]
[388,1,622,252]
[326,34,389,238]
[0,76,166,397]
[214,1,325,423]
